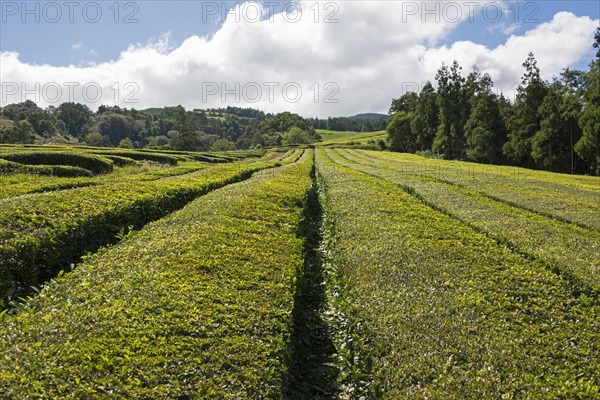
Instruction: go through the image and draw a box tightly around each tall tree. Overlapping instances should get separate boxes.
[575,27,600,175]
[387,112,415,152]
[503,52,548,167]
[464,73,507,164]
[531,82,571,172]
[559,69,586,173]
[56,102,92,136]
[389,92,418,115]
[410,81,439,151]
[433,60,469,159]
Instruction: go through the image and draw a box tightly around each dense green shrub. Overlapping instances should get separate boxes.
[0,159,92,177]
[102,155,139,167]
[0,151,300,301]
[0,152,113,174]
[0,151,313,398]
[91,150,179,165]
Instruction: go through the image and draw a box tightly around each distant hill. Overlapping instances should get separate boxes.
[348,113,390,120]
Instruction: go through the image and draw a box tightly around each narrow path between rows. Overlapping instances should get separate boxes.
[283,164,339,399]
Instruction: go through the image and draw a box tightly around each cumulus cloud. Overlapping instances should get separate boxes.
[1,1,597,117]
[71,42,84,51]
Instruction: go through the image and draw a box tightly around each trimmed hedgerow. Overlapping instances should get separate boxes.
[0,160,212,200]
[0,150,313,398]
[90,150,179,165]
[0,150,300,301]
[349,149,600,230]
[102,155,139,167]
[0,159,93,178]
[330,149,600,292]
[0,152,114,175]
[316,149,600,398]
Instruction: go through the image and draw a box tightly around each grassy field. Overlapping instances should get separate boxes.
[317,129,387,145]
[0,144,598,398]
[316,129,364,143]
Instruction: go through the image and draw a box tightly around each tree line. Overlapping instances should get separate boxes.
[0,103,320,151]
[307,116,389,132]
[387,28,600,175]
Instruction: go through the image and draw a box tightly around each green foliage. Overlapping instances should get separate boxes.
[410,81,439,151]
[504,52,548,167]
[97,113,140,146]
[1,100,42,122]
[464,75,507,164]
[433,60,470,159]
[211,138,237,151]
[0,159,92,177]
[0,151,314,398]
[388,92,418,115]
[84,132,111,147]
[0,150,298,301]
[0,151,114,174]
[56,102,92,136]
[317,148,600,397]
[334,148,600,291]
[103,155,138,167]
[386,111,415,152]
[576,32,600,174]
[531,84,572,172]
[0,120,35,144]
[118,137,134,149]
[91,150,179,165]
[282,127,313,145]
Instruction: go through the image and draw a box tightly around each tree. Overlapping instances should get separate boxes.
[254,112,316,142]
[96,113,139,146]
[170,106,200,151]
[433,60,469,159]
[147,135,171,148]
[56,102,92,136]
[118,137,134,148]
[531,83,571,172]
[387,112,415,152]
[282,127,313,145]
[1,100,41,121]
[410,81,439,151]
[575,27,600,175]
[558,69,585,173]
[504,52,548,167]
[464,74,507,164]
[211,138,237,151]
[389,92,418,115]
[0,120,35,143]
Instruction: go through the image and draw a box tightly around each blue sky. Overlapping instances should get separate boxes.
[1,1,598,117]
[2,1,598,67]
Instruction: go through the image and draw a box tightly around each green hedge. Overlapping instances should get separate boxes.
[0,151,313,398]
[335,149,600,292]
[0,152,113,175]
[317,149,600,398]
[0,159,93,177]
[0,150,300,301]
[91,150,179,165]
[102,155,139,167]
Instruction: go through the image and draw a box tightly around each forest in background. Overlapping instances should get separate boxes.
[387,28,600,175]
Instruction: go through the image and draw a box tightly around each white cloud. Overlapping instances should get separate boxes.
[71,42,84,51]
[1,2,597,117]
